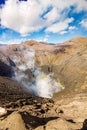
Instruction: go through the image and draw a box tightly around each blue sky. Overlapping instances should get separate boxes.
[0,0,87,44]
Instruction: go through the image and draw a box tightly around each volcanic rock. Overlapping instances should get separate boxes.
[0,107,7,117]
[0,112,26,130]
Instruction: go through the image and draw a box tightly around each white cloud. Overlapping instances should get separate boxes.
[80,19,87,29]
[0,0,44,35]
[44,7,60,23]
[52,0,87,12]
[0,38,28,45]
[34,35,49,42]
[45,18,74,33]
[59,26,77,35]
[59,31,67,35]
[68,26,77,31]
[0,0,87,35]
[74,0,87,12]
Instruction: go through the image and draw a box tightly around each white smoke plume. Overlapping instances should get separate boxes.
[14,68,63,98]
[31,69,63,98]
[12,48,63,98]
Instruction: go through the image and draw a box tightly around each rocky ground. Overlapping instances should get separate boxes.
[0,92,87,130]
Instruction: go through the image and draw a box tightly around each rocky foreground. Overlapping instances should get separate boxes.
[0,93,87,130]
[0,36,87,130]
